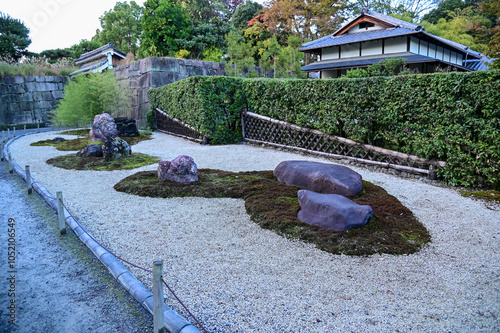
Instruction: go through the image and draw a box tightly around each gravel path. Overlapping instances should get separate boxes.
[0,156,153,333]
[7,131,500,332]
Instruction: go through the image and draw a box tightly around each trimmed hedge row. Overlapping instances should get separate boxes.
[148,71,500,188]
[148,76,245,144]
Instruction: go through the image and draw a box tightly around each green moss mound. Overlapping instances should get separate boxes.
[47,153,159,171]
[114,169,430,256]
[31,131,152,151]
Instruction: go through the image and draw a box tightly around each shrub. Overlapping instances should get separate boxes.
[148,71,500,188]
[148,76,245,144]
[50,71,132,126]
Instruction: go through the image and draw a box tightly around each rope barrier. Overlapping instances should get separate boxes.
[60,200,208,331]
[162,278,209,333]
[4,131,209,332]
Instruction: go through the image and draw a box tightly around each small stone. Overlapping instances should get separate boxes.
[157,155,198,183]
[274,160,363,196]
[297,190,374,231]
[77,144,103,158]
[52,137,66,142]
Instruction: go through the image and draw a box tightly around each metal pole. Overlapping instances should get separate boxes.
[26,165,32,194]
[153,260,165,333]
[56,191,67,235]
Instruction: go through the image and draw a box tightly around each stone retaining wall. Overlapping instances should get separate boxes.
[114,57,226,123]
[0,76,67,124]
[1,57,226,126]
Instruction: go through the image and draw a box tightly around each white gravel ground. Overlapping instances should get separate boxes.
[8,131,500,333]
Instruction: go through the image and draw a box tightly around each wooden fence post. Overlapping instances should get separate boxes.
[24,125,26,135]
[7,128,10,139]
[25,165,32,194]
[56,191,67,235]
[8,152,13,173]
[2,130,4,142]
[153,260,165,333]
[13,127,15,137]
[37,123,40,133]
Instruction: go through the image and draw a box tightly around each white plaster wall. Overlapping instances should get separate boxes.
[419,40,428,56]
[410,37,419,53]
[341,44,360,58]
[361,40,382,56]
[385,37,407,54]
[322,46,340,60]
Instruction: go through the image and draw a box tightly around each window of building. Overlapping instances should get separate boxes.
[359,22,375,29]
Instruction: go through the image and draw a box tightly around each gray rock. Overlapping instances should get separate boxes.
[52,137,66,142]
[90,113,118,143]
[77,144,103,158]
[157,155,198,183]
[102,138,131,161]
[297,190,374,231]
[274,161,363,196]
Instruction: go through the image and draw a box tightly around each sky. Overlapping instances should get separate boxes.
[1,0,268,54]
[1,0,148,53]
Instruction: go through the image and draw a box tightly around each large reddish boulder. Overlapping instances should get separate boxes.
[157,155,198,183]
[89,112,118,143]
[297,190,374,231]
[274,161,363,196]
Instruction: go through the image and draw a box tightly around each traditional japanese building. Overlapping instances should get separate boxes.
[300,8,489,78]
[70,43,126,76]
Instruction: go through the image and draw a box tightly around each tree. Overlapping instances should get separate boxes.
[140,0,192,57]
[94,1,144,55]
[179,0,232,59]
[263,0,346,41]
[420,7,491,54]
[70,39,103,59]
[51,71,132,126]
[0,13,31,61]
[481,0,500,68]
[422,0,468,23]
[348,0,439,20]
[39,48,73,63]
[261,35,281,78]
[231,0,263,31]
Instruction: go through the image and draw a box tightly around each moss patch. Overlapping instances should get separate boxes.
[47,153,159,171]
[31,132,152,151]
[460,189,500,204]
[114,169,430,256]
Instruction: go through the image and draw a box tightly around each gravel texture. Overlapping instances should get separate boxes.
[7,131,500,332]
[0,155,153,333]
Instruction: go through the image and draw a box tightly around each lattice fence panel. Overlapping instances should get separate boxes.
[243,112,444,175]
[155,108,204,142]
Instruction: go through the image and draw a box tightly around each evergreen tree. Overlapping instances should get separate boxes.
[0,13,31,61]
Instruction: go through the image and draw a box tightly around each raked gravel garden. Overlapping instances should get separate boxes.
[9,130,500,332]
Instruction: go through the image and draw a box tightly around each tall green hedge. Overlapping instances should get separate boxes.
[148,76,245,144]
[148,71,500,188]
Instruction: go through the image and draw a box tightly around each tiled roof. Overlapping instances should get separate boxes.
[301,53,462,71]
[75,43,126,64]
[300,9,483,59]
[299,27,416,51]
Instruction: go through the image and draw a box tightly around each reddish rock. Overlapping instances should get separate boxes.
[297,190,374,231]
[157,155,198,183]
[89,112,118,143]
[274,161,363,196]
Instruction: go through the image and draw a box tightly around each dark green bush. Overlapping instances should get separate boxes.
[148,76,245,144]
[148,71,500,188]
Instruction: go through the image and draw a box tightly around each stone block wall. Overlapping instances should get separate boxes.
[114,57,226,123]
[0,76,67,124]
